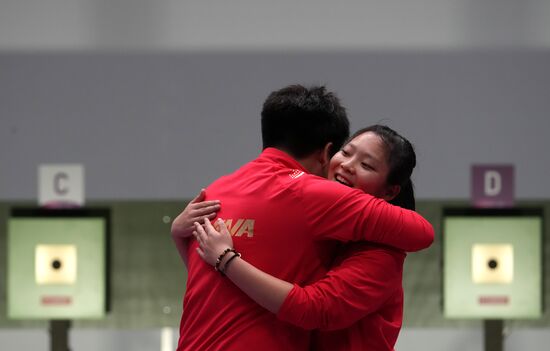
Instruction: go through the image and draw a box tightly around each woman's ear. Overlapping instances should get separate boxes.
[383,185,401,202]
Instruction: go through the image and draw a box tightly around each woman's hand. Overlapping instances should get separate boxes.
[171,189,221,238]
[194,218,234,266]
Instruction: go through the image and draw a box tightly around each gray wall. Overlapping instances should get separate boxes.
[1,51,549,201]
[1,0,550,50]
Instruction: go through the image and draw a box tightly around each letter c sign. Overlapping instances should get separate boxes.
[38,164,84,206]
[54,172,70,195]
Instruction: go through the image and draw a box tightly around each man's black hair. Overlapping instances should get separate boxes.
[261,85,350,159]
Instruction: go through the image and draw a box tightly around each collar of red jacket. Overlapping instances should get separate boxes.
[260,147,308,173]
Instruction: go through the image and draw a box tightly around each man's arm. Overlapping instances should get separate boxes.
[172,237,191,266]
[277,243,404,330]
[302,179,434,252]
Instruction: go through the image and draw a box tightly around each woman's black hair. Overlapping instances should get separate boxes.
[349,125,416,211]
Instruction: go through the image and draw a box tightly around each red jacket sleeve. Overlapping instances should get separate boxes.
[301,177,434,252]
[277,243,405,330]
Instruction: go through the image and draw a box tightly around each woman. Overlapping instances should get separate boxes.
[192,125,416,350]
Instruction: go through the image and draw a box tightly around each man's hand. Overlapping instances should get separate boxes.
[171,189,221,238]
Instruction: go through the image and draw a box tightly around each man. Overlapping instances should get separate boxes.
[171,85,433,350]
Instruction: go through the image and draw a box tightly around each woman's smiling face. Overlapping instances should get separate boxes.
[328,131,394,200]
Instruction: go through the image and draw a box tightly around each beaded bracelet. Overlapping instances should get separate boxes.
[214,248,236,272]
[219,252,241,275]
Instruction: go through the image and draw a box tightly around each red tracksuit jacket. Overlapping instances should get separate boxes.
[177,148,432,351]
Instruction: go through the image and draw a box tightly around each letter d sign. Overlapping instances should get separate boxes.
[472,165,514,208]
[484,171,502,196]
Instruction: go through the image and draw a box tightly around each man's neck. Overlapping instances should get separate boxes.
[264,146,326,177]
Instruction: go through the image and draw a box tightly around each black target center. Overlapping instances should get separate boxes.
[487,259,498,270]
[52,259,62,270]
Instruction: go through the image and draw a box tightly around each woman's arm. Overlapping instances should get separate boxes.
[194,219,293,313]
[194,219,403,328]
[171,189,221,265]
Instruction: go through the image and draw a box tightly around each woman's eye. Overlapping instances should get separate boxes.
[361,163,374,170]
[341,150,350,157]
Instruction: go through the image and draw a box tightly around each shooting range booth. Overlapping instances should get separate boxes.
[7,208,111,351]
[442,207,544,351]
